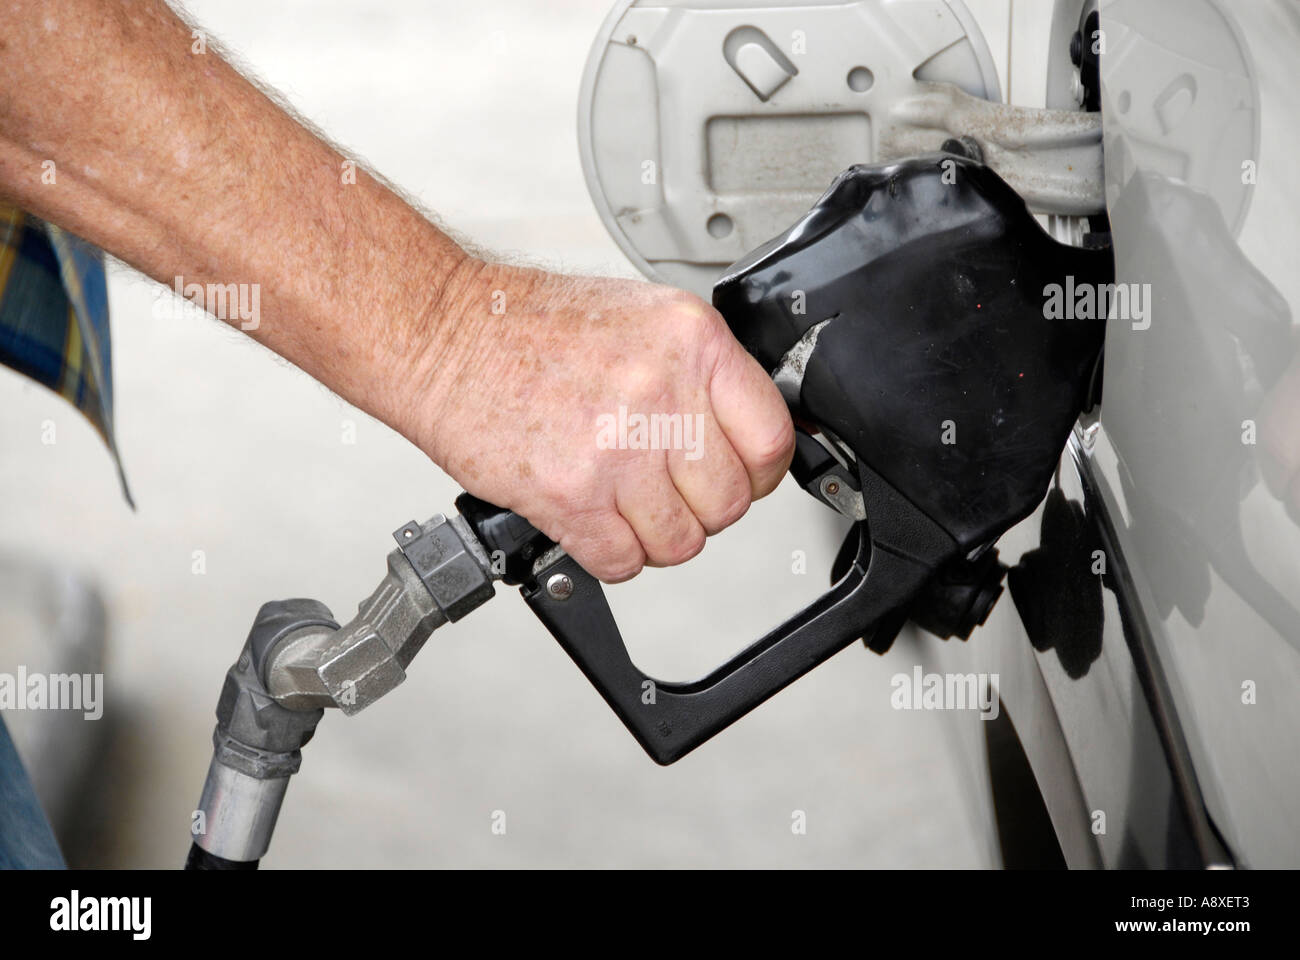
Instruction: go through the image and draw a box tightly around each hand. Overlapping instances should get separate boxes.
[401,261,795,582]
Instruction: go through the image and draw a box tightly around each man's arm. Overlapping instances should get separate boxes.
[0,0,794,581]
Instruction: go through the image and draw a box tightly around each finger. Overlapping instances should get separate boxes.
[615,463,707,567]
[557,509,646,584]
[666,412,752,535]
[709,341,795,499]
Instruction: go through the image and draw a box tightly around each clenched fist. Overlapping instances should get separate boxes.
[401,261,795,582]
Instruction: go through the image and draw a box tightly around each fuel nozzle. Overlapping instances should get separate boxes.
[831,530,1008,649]
[908,547,1009,641]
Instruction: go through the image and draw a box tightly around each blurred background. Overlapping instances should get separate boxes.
[0,0,1049,868]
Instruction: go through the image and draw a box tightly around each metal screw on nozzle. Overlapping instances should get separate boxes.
[546,573,574,601]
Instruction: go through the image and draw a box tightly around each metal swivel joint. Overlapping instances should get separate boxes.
[186,513,502,868]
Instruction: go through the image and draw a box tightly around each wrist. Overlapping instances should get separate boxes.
[391,256,545,462]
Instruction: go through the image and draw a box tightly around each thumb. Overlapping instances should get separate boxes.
[708,338,795,499]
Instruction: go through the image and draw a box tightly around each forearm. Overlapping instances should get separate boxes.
[0,0,795,581]
[0,0,473,431]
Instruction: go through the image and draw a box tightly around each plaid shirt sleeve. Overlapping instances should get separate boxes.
[0,202,132,505]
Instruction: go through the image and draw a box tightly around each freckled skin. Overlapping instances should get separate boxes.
[411,264,795,578]
[0,0,795,582]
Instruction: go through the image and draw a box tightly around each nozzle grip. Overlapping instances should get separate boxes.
[494,464,956,765]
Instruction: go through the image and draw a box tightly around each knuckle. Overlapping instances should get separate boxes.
[679,527,708,562]
[600,551,645,583]
[654,523,706,567]
[666,292,722,338]
[705,486,752,534]
[664,287,711,313]
[562,523,644,583]
[620,361,665,407]
[749,416,797,472]
[540,464,598,512]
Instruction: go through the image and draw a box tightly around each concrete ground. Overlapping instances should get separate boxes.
[0,0,1012,868]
